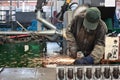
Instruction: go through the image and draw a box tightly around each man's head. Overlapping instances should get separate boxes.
[83,7,101,30]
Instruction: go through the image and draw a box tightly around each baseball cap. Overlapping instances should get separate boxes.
[83,7,101,30]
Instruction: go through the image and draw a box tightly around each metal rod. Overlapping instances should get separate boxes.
[16,21,28,31]
[37,17,57,30]
[0,30,60,35]
[16,20,39,39]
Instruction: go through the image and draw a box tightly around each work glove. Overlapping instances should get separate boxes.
[74,55,94,65]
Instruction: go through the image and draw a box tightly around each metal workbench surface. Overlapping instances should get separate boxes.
[0,68,56,80]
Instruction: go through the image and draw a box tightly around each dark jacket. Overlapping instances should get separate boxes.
[66,14,107,64]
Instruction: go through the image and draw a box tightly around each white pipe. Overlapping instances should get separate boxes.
[0,30,61,35]
[37,17,57,30]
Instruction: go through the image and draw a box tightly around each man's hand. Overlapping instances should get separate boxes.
[74,56,94,65]
[77,51,84,58]
[69,47,77,58]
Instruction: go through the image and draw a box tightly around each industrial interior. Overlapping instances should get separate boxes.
[0,0,120,80]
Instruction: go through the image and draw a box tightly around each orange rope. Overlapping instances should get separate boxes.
[66,0,71,4]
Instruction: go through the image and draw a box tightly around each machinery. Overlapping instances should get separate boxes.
[0,0,66,68]
[1,0,120,80]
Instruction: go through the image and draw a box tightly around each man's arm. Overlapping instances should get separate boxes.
[65,18,78,58]
[90,20,107,64]
[65,15,85,59]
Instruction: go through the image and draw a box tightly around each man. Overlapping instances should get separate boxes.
[66,7,108,64]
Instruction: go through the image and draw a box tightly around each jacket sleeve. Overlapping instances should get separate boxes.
[90,20,108,64]
[65,17,78,58]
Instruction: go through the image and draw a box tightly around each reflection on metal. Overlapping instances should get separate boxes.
[94,68,102,79]
[58,68,64,80]
[77,68,83,79]
[86,68,92,79]
[103,67,110,79]
[112,67,119,79]
[68,68,73,79]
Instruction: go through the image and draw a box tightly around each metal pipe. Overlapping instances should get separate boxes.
[37,17,57,30]
[16,21,28,31]
[36,0,56,30]
[17,0,20,8]
[35,30,62,35]
[0,31,32,35]
[0,30,61,35]
[36,10,42,31]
